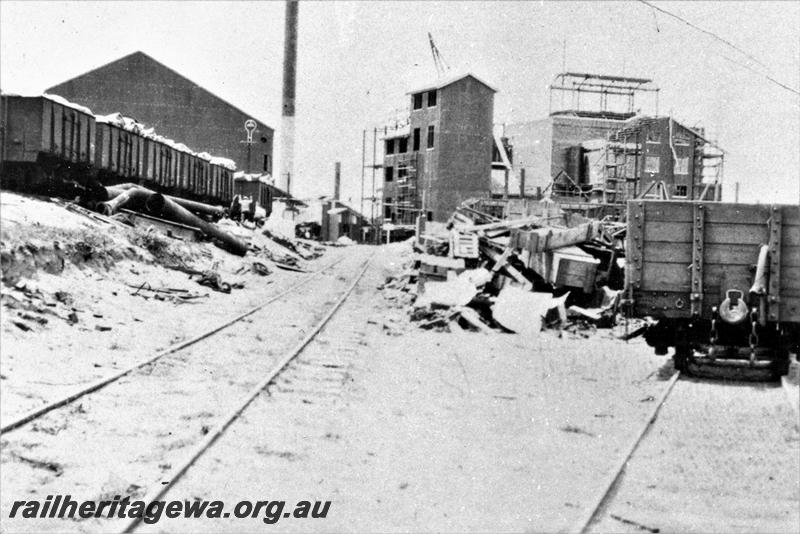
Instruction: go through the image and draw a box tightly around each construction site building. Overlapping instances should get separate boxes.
[381,73,496,224]
[503,113,631,198]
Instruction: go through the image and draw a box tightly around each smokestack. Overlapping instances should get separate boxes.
[279,0,299,194]
[519,168,526,198]
[334,161,341,200]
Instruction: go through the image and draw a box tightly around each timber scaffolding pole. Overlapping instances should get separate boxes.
[360,127,381,244]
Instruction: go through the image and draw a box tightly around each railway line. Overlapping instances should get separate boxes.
[575,372,800,534]
[0,249,374,533]
[0,252,352,434]
[124,254,374,532]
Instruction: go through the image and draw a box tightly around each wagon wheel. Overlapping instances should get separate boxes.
[673,322,691,373]
[673,344,690,373]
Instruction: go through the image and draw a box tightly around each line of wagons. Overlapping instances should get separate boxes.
[0,94,272,211]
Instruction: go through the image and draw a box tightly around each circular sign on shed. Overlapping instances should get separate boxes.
[244,119,257,142]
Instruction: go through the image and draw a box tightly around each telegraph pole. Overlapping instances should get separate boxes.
[371,127,377,244]
[360,129,366,221]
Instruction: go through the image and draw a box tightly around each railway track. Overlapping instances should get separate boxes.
[123,255,373,532]
[130,263,380,533]
[570,371,681,533]
[0,250,374,533]
[0,253,351,434]
[573,371,800,533]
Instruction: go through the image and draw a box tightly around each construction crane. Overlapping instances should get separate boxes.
[428,32,450,78]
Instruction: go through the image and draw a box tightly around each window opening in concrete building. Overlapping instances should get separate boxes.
[386,138,395,155]
[385,166,394,182]
[675,184,688,197]
[674,131,691,146]
[385,197,392,219]
[427,125,435,149]
[675,157,689,175]
[413,128,421,151]
[645,156,660,174]
[398,137,408,153]
[427,90,437,107]
[646,131,661,144]
[413,93,423,110]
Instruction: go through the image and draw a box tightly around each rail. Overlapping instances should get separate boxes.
[121,254,373,532]
[571,371,681,533]
[0,254,350,434]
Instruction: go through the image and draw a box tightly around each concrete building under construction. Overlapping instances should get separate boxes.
[381,73,496,224]
[499,73,723,211]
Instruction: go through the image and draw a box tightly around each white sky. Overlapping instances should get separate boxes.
[1,1,798,206]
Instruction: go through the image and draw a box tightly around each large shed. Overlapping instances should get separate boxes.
[47,51,274,176]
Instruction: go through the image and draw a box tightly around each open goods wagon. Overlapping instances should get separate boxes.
[625,200,799,379]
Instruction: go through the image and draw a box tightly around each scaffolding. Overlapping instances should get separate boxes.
[393,153,420,225]
[361,116,422,240]
[604,117,724,202]
[549,72,660,119]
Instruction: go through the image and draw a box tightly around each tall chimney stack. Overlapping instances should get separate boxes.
[334,161,341,200]
[279,0,299,194]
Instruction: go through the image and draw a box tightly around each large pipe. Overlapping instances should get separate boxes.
[165,196,225,220]
[278,0,299,193]
[99,187,152,215]
[99,186,225,220]
[146,193,248,256]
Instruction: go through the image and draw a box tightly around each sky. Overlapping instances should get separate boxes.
[1,1,798,207]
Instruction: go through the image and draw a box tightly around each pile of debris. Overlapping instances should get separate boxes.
[382,200,633,336]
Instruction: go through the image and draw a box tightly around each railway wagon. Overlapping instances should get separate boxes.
[2,94,238,211]
[626,200,800,378]
[210,164,234,205]
[142,137,178,190]
[0,95,95,190]
[94,118,144,180]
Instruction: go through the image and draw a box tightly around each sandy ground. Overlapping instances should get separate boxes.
[1,192,335,421]
[1,193,798,533]
[589,378,800,533]
[134,273,676,533]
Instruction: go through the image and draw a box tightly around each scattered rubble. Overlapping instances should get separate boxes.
[380,200,636,338]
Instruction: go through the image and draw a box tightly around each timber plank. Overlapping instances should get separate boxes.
[642,262,757,292]
[642,242,800,268]
[643,222,800,246]
[642,242,762,265]
[636,201,800,226]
